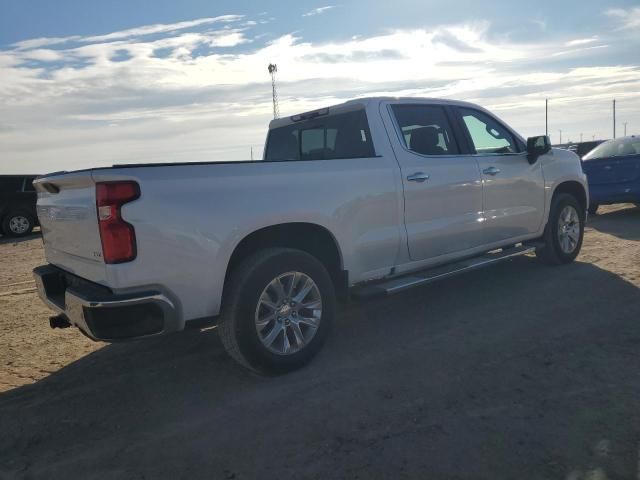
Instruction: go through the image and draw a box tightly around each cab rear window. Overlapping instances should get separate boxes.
[264,109,375,161]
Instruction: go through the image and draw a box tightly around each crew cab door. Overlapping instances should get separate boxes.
[582,153,640,186]
[382,102,483,261]
[452,107,545,244]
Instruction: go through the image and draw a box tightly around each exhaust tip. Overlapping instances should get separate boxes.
[49,314,71,329]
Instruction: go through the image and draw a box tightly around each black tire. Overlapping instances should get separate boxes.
[588,204,599,215]
[218,248,336,374]
[536,193,585,265]
[1,210,35,237]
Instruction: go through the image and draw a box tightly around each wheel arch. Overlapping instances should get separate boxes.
[222,222,348,305]
[551,181,588,215]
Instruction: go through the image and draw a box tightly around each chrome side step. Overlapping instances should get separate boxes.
[352,245,536,298]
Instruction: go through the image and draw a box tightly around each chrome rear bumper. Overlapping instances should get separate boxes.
[33,264,177,341]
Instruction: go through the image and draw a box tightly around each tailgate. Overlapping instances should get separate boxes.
[33,171,107,282]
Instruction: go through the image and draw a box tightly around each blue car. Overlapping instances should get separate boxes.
[581,135,640,214]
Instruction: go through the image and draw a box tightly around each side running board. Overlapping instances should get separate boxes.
[352,245,536,298]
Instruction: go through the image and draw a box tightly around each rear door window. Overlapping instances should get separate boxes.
[0,177,24,193]
[265,109,375,161]
[390,104,459,155]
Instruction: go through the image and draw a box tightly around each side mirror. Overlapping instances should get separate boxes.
[526,135,551,164]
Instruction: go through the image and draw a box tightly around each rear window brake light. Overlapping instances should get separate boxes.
[291,108,329,122]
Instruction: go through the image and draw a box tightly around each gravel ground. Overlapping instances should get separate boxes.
[1,204,639,479]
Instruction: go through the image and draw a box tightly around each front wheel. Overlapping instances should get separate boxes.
[536,193,585,265]
[218,248,336,374]
[2,211,34,237]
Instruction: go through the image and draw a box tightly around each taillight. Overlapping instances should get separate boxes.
[96,181,140,264]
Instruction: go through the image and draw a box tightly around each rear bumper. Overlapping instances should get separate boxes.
[33,264,177,341]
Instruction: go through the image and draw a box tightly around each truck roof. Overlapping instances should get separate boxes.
[269,96,482,130]
[0,174,40,178]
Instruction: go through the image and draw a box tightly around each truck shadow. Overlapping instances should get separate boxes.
[588,204,640,241]
[0,230,41,245]
[2,257,640,479]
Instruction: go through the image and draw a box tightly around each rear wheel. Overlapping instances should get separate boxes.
[218,248,336,374]
[2,211,34,237]
[536,193,584,265]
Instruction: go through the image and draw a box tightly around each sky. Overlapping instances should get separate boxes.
[1,0,639,174]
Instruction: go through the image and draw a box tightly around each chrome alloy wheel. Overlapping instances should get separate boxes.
[254,271,322,355]
[557,205,580,254]
[9,216,30,234]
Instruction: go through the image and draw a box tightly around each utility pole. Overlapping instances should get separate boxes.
[613,99,616,139]
[559,129,562,145]
[250,146,254,161]
[545,98,548,136]
[580,133,583,142]
[624,122,627,137]
[592,135,595,141]
[268,63,280,119]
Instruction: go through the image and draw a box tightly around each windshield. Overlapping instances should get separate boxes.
[583,137,640,160]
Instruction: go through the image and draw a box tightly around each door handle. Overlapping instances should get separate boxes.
[483,166,501,176]
[407,172,430,183]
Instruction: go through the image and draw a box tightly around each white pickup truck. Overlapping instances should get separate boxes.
[33,97,588,373]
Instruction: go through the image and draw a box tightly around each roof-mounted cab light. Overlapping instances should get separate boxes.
[290,107,329,122]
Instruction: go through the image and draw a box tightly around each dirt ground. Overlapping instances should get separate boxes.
[0,231,102,391]
[1,204,639,479]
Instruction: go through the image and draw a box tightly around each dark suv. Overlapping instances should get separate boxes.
[0,175,39,237]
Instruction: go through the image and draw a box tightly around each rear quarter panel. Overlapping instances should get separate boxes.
[92,155,403,325]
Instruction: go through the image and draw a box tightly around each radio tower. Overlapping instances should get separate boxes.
[268,63,280,119]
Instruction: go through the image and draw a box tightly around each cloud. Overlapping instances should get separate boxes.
[302,6,336,17]
[301,49,405,63]
[432,30,482,53]
[551,44,608,57]
[82,15,244,43]
[21,49,65,62]
[532,18,547,32]
[606,7,640,30]
[0,17,639,174]
[11,15,244,50]
[12,36,83,50]
[565,36,599,47]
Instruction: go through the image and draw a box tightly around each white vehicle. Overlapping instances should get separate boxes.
[33,97,588,373]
